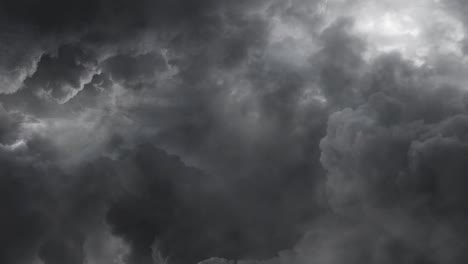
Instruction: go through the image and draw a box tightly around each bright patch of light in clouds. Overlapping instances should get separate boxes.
[270,0,466,65]
[349,0,465,63]
[356,12,420,38]
[0,139,26,151]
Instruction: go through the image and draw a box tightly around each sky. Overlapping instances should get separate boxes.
[1,0,468,263]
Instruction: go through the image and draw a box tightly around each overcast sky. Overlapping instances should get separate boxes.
[1,0,468,264]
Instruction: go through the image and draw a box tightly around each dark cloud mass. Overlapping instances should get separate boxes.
[1,0,468,264]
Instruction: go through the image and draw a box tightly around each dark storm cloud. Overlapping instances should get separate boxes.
[0,0,214,33]
[312,17,366,108]
[0,29,44,94]
[106,144,223,264]
[24,44,98,103]
[102,52,167,89]
[102,50,330,262]
[0,2,373,263]
[317,53,468,263]
[0,1,330,263]
[0,105,24,144]
[204,25,468,264]
[2,0,468,264]
[0,131,113,264]
[0,0,270,93]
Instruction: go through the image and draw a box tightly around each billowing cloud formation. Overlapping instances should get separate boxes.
[2,0,468,264]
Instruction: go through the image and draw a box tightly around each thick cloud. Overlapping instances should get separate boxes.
[104,141,324,264]
[0,133,111,264]
[200,25,468,264]
[24,45,99,103]
[317,53,468,263]
[2,0,468,264]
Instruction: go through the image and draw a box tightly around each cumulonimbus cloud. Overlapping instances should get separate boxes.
[1,1,468,264]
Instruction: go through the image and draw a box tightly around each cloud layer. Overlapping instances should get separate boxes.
[1,0,468,264]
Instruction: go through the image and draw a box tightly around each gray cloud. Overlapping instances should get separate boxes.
[1,0,468,264]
